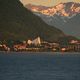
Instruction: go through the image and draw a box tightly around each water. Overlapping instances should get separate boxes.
[0,52,80,80]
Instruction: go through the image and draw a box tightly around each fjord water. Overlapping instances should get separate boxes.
[0,52,80,80]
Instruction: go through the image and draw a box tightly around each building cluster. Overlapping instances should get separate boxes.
[0,37,80,52]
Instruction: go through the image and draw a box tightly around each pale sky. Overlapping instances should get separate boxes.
[20,0,80,6]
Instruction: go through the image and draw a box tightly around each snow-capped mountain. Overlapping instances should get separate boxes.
[26,2,80,17]
[25,2,80,38]
[26,4,50,11]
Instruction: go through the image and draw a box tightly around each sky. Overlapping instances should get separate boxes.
[20,0,80,6]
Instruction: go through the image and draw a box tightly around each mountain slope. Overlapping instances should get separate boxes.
[0,0,65,42]
[25,2,80,37]
[64,14,80,36]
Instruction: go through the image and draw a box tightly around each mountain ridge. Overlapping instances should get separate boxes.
[25,2,80,17]
[25,2,80,38]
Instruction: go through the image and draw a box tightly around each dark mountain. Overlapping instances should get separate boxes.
[25,2,80,38]
[0,0,65,42]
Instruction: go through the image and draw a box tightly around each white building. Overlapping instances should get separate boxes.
[27,37,41,46]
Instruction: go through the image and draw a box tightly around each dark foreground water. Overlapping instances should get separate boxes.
[0,52,80,80]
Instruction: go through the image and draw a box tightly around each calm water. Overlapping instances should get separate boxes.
[0,52,80,80]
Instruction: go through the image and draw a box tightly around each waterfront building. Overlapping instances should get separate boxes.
[27,37,41,46]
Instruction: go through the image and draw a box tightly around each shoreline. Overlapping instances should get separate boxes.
[0,51,80,55]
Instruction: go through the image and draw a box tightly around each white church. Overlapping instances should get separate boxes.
[27,37,41,46]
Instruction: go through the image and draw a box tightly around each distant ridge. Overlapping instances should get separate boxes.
[25,2,80,37]
[26,2,80,16]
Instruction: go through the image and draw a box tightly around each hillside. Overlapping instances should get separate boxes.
[0,0,65,42]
